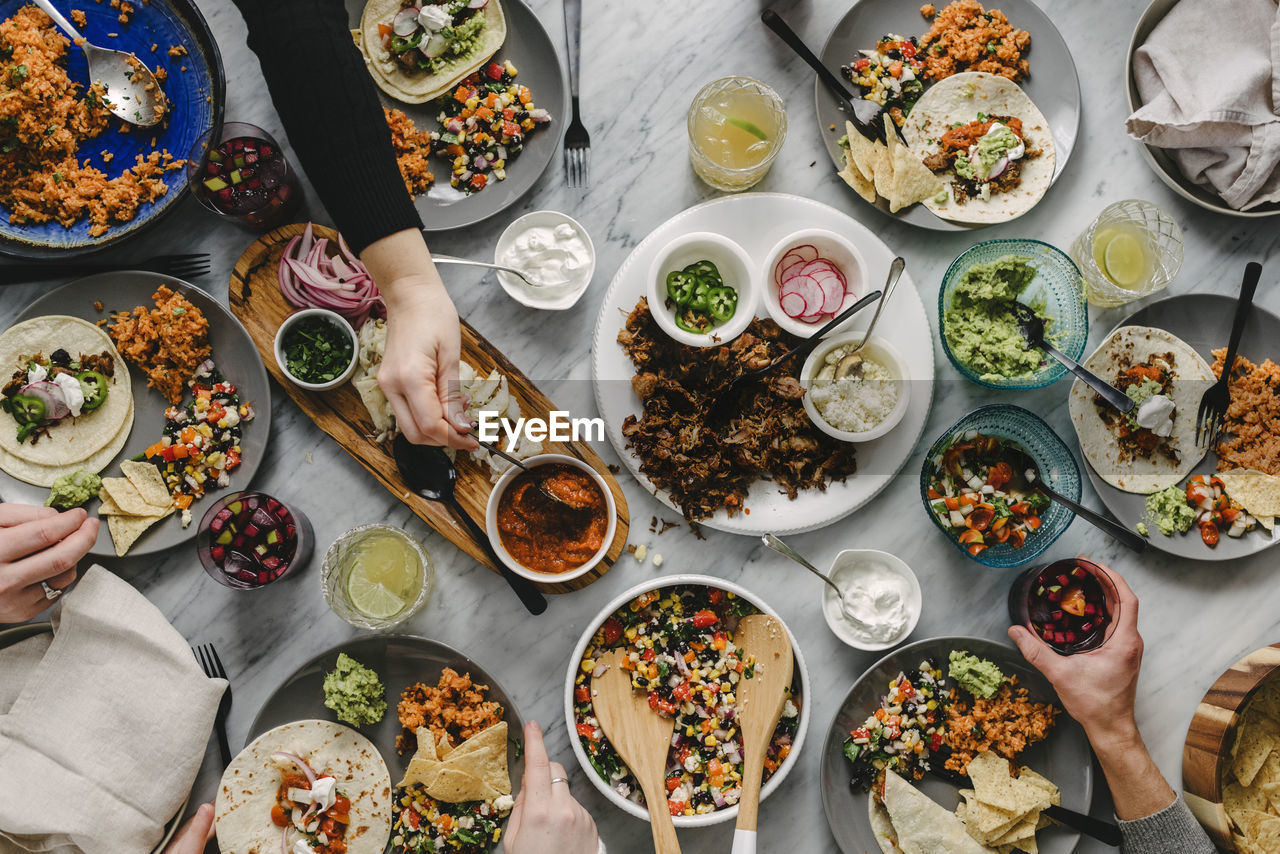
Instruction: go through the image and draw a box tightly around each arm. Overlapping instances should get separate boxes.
[230,0,472,448]
[1009,561,1215,853]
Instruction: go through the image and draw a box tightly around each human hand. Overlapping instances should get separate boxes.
[1009,559,1143,749]
[162,802,215,854]
[0,504,98,623]
[505,721,599,854]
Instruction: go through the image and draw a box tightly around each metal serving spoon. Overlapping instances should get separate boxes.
[835,256,906,379]
[33,0,166,127]
[1009,301,1134,413]
[474,439,591,510]
[432,255,545,288]
[393,436,547,615]
[1009,448,1147,554]
[761,534,875,629]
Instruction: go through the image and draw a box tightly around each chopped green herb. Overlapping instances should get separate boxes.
[282,316,354,385]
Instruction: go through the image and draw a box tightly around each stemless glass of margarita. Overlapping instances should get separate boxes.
[1069,199,1183,307]
[321,524,434,629]
[687,76,787,192]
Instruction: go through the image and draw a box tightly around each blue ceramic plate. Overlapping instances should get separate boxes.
[0,0,223,258]
[920,404,1081,568]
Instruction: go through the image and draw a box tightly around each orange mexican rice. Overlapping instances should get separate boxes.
[108,286,211,405]
[1212,349,1280,477]
[395,667,503,753]
[917,0,1030,83]
[384,107,435,197]
[944,677,1057,774]
[0,6,179,237]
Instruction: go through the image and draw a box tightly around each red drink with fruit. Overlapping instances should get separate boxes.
[187,122,301,228]
[197,491,312,589]
[1008,558,1120,654]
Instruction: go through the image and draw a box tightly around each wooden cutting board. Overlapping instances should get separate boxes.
[229,223,628,593]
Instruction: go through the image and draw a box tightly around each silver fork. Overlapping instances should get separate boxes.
[1196,261,1262,450]
[192,643,232,768]
[0,253,212,286]
[562,0,590,187]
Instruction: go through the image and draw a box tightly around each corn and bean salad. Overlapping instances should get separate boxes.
[390,786,512,854]
[839,35,927,126]
[573,585,800,817]
[842,660,950,792]
[429,61,552,194]
[139,360,252,525]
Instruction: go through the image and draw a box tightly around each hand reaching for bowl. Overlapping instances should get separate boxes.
[360,229,478,451]
[0,504,98,623]
[505,721,601,854]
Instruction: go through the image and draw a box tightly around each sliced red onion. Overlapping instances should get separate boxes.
[712,787,727,808]
[271,751,317,785]
[21,381,70,421]
[280,827,290,854]
[278,222,383,325]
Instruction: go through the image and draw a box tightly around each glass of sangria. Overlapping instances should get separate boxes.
[197,491,313,590]
[1008,557,1120,655]
[187,121,301,228]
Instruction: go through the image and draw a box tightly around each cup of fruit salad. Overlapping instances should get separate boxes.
[196,491,312,590]
[1007,557,1120,655]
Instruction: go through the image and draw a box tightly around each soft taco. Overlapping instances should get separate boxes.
[216,719,391,854]
[1068,325,1214,494]
[868,770,991,854]
[0,315,133,487]
[901,71,1056,224]
[358,0,507,105]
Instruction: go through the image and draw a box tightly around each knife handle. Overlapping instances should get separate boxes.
[448,497,548,615]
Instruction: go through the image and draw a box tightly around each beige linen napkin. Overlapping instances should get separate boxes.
[1126,0,1280,210]
[0,566,225,854]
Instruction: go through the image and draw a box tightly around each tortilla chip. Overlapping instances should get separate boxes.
[869,140,895,201]
[968,752,1053,815]
[436,734,454,760]
[97,488,125,515]
[1234,712,1280,787]
[1219,470,1280,518]
[120,460,172,508]
[888,139,944,212]
[101,477,170,516]
[428,767,501,803]
[442,722,509,795]
[838,159,876,203]
[106,508,172,557]
[1234,780,1277,815]
[844,121,877,183]
[1234,832,1267,854]
[1233,807,1280,847]
[959,789,1018,837]
[1018,767,1061,805]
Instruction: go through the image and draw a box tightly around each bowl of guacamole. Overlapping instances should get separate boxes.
[939,239,1088,390]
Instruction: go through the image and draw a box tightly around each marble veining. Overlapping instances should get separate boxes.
[3,0,1280,851]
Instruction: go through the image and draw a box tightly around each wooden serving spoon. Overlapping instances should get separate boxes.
[732,615,794,854]
[590,649,681,854]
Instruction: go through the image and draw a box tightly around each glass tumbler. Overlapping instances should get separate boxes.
[687,76,787,192]
[1069,199,1183,307]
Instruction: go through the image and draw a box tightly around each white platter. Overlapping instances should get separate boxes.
[590,192,935,536]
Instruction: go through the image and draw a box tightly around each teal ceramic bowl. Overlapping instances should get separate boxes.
[939,239,1088,390]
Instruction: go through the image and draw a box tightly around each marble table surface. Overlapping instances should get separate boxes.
[4,0,1280,851]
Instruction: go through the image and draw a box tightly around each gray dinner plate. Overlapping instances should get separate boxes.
[0,622,188,852]
[346,0,570,233]
[1125,0,1280,219]
[1081,293,1280,561]
[821,636,1092,854]
[249,635,526,809]
[0,272,271,559]
[815,0,1081,231]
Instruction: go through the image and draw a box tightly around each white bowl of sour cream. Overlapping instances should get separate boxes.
[494,210,596,310]
[822,549,921,651]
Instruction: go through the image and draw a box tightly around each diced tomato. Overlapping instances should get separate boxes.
[502,107,515,121]
[270,804,288,828]
[711,631,727,650]
[928,732,944,751]
[709,590,725,605]
[927,487,941,499]
[672,682,692,702]
[576,722,597,740]
[1025,515,1042,530]
[1201,521,1220,547]
[691,609,719,628]
[501,120,521,139]
[668,800,685,816]
[853,57,870,70]
[486,61,504,80]
[469,173,488,191]
[225,449,241,470]
[575,685,590,704]
[666,775,681,793]
[888,60,902,77]
[642,648,655,661]
[988,461,1013,489]
[601,617,623,645]
[405,807,421,830]
[377,23,392,39]
[899,41,917,57]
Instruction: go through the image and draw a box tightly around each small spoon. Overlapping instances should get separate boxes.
[474,439,591,510]
[834,257,906,379]
[33,0,167,127]
[432,254,545,288]
[1010,449,1147,554]
[732,614,794,854]
[761,534,874,629]
[392,436,547,614]
[1008,301,1134,414]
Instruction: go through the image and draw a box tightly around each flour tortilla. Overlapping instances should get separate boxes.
[901,72,1056,224]
[875,770,993,854]
[1068,325,1213,494]
[0,316,133,479]
[216,720,391,854]
[359,0,506,105]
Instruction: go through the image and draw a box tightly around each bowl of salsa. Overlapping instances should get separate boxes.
[196,490,312,589]
[484,454,615,584]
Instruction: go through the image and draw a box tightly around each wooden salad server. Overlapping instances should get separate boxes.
[590,649,682,854]
[731,614,794,854]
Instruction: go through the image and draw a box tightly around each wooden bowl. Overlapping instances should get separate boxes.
[1183,643,1280,849]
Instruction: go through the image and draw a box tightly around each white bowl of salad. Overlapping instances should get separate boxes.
[565,574,811,828]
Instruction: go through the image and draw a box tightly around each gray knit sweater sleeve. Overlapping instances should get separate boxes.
[1118,798,1216,853]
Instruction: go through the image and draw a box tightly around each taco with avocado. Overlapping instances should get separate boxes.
[1068,325,1214,495]
[0,315,134,488]
[358,0,507,105]
[901,71,1056,224]
[215,719,391,854]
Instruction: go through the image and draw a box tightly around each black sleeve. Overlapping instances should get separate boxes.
[229,0,423,254]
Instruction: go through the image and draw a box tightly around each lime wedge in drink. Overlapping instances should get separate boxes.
[1102,231,1147,288]
[726,117,769,142]
[346,569,406,619]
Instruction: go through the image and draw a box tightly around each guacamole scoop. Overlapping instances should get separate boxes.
[943,255,1051,381]
[322,653,387,727]
[45,469,102,510]
[948,649,1004,699]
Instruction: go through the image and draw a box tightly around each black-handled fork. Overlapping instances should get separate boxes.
[1196,262,1262,450]
[0,253,211,286]
[193,643,232,768]
[761,9,885,142]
